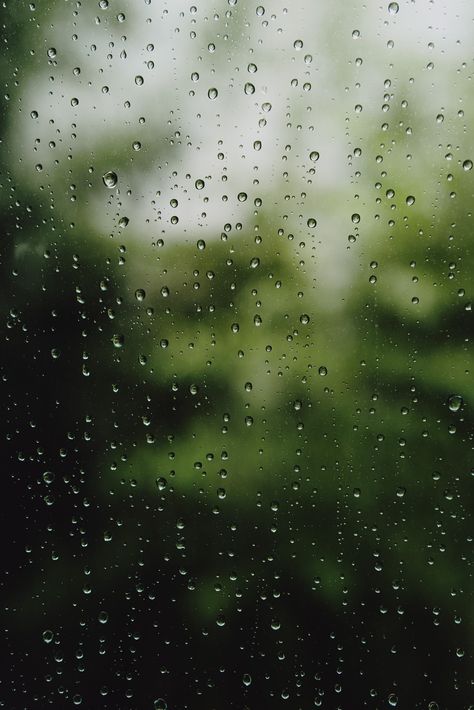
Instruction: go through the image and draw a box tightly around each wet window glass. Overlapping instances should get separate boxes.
[3,0,472,707]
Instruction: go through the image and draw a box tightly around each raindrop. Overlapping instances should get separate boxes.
[293,39,303,50]
[156,477,167,491]
[119,216,129,228]
[244,82,255,95]
[135,75,144,86]
[388,2,399,14]
[208,88,218,100]
[135,289,146,301]
[406,195,415,206]
[42,630,53,643]
[310,151,319,162]
[243,673,252,686]
[238,192,247,202]
[112,334,124,348]
[351,213,360,224]
[154,700,167,710]
[307,217,317,228]
[318,366,327,376]
[447,394,463,412]
[462,159,472,171]
[195,179,205,190]
[102,171,118,188]
[47,47,57,59]
[300,314,310,324]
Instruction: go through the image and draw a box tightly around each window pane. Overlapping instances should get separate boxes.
[3,1,472,707]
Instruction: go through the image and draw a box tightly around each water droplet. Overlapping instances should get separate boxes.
[98,611,108,624]
[238,192,247,202]
[388,692,398,706]
[253,140,262,151]
[154,700,167,710]
[160,339,169,349]
[351,213,360,224]
[47,47,56,59]
[318,366,327,376]
[132,140,141,151]
[156,476,167,491]
[293,39,303,50]
[244,82,255,95]
[243,673,252,686]
[388,2,399,14]
[208,87,218,100]
[300,314,310,324]
[118,217,129,228]
[462,159,472,171]
[195,178,205,190]
[262,102,272,112]
[135,75,144,86]
[231,323,240,333]
[135,289,146,301]
[352,29,360,39]
[197,239,206,250]
[309,151,319,162]
[102,171,118,188]
[406,195,415,206]
[307,217,317,228]
[447,394,463,412]
[112,334,124,348]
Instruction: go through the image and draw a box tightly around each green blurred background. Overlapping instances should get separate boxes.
[1,0,472,707]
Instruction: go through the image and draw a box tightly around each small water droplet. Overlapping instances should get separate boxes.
[112,334,124,348]
[47,47,57,59]
[135,75,144,86]
[307,217,317,228]
[208,87,218,99]
[388,2,399,14]
[42,630,54,643]
[406,195,415,206]
[318,366,327,376]
[462,159,472,171]
[238,192,247,202]
[135,289,146,301]
[351,213,360,224]
[243,673,252,686]
[156,476,167,491]
[244,82,255,95]
[154,700,167,710]
[309,151,319,162]
[195,178,205,189]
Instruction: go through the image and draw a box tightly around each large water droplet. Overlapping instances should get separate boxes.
[388,2,399,14]
[103,171,118,188]
[447,394,463,412]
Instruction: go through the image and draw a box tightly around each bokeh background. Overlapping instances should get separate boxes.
[1,0,472,707]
